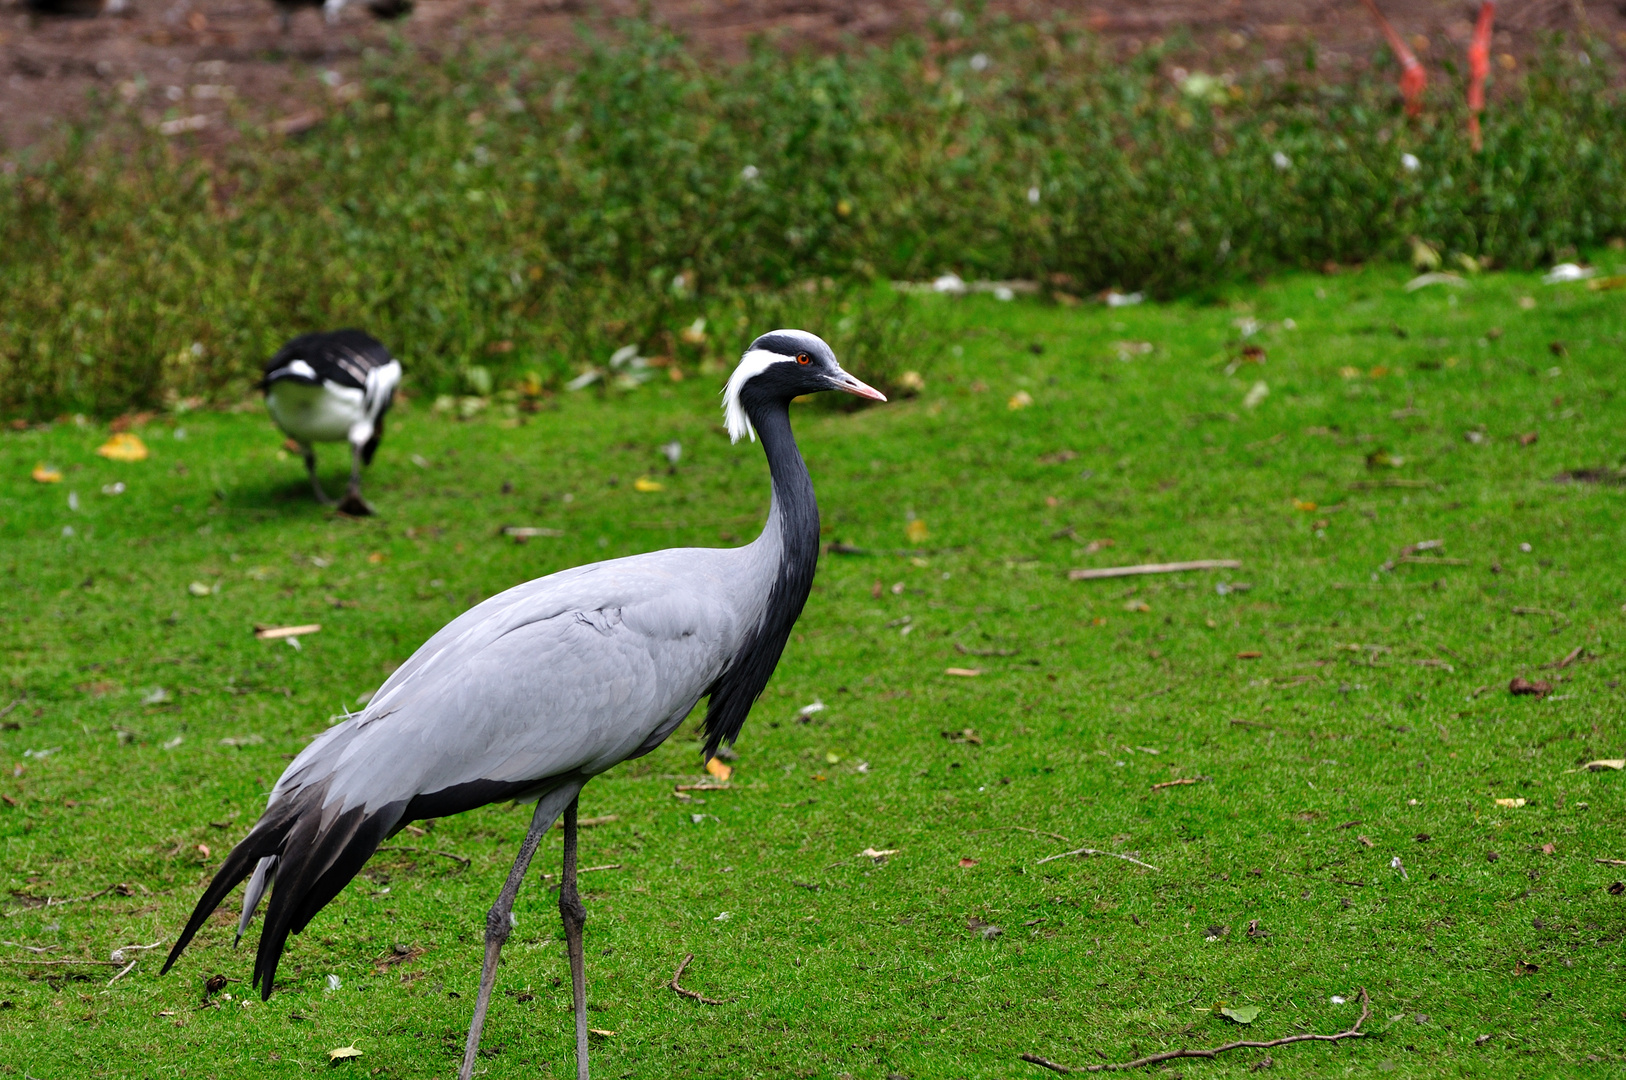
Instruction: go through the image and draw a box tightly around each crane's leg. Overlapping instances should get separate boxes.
[560,797,590,1080]
[302,446,335,506]
[458,785,579,1080]
[335,443,374,516]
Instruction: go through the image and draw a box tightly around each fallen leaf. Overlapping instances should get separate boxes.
[905,519,928,544]
[31,463,62,483]
[944,668,982,677]
[197,844,210,857]
[328,1045,363,1062]
[1582,759,1624,771]
[187,582,212,597]
[1513,960,1539,976]
[632,477,663,492]
[1414,833,1431,843]
[1123,599,1150,612]
[1608,882,1624,896]
[958,857,978,868]
[1007,390,1034,410]
[1517,431,1539,447]
[858,847,898,861]
[704,757,732,782]
[589,1028,616,1037]
[1494,797,1527,808]
[824,752,841,764]
[1236,651,1262,659]
[1509,677,1553,698]
[1220,1005,1260,1024]
[366,552,385,564]
[1357,835,1375,848]
[97,433,149,462]
[1540,843,1555,855]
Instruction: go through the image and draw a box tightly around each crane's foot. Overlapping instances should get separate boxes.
[335,490,374,517]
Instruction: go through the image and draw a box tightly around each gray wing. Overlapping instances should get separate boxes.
[166,546,749,998]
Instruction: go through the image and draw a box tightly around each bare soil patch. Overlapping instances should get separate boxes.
[3,0,1622,156]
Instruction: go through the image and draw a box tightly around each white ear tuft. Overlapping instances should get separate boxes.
[721,349,783,444]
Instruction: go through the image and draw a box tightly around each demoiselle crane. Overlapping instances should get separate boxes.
[162,330,885,1080]
[261,329,402,516]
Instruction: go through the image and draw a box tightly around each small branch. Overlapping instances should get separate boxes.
[669,953,723,1005]
[1595,858,1626,867]
[1020,987,1370,1073]
[1034,847,1159,871]
[107,959,139,986]
[968,826,1072,844]
[1068,560,1240,581]
[2,940,59,954]
[542,864,623,889]
[0,884,122,918]
[375,846,470,867]
[0,695,24,721]
[675,783,731,792]
[0,958,122,967]
[1151,777,1210,791]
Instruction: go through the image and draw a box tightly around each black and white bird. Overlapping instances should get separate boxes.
[270,0,411,32]
[261,330,402,516]
[163,330,884,1080]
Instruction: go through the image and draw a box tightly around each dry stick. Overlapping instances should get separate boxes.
[1068,560,1240,581]
[1020,987,1371,1074]
[0,958,122,967]
[375,846,471,867]
[1595,858,1626,867]
[968,826,1073,844]
[0,884,120,918]
[1150,777,1209,791]
[107,959,139,986]
[0,696,24,721]
[1034,848,1160,872]
[2,940,59,954]
[669,953,723,1005]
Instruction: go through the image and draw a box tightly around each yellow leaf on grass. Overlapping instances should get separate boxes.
[1007,390,1033,410]
[905,519,928,544]
[633,477,663,492]
[328,1045,363,1062]
[31,463,62,483]
[1293,500,1317,512]
[1494,797,1526,808]
[97,432,149,462]
[705,757,732,782]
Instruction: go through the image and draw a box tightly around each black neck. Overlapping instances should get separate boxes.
[700,396,821,759]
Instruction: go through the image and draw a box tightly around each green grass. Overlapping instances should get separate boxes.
[2,264,1624,1078]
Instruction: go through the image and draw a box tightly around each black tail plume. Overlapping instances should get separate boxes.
[162,781,404,1000]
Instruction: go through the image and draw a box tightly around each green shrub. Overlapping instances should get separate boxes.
[2,19,1622,416]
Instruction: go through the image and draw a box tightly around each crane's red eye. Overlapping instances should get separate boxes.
[796,353,810,365]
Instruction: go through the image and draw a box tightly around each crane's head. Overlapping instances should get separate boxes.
[722,329,886,443]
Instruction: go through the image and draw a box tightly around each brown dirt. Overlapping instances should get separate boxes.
[3,0,1622,158]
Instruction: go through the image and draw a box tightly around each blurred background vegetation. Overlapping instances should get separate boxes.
[1,18,1622,416]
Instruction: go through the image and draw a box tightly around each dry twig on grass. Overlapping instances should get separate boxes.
[0,957,122,967]
[0,883,126,918]
[1068,560,1240,581]
[968,826,1072,844]
[1151,777,1209,791]
[375,846,470,867]
[1595,858,1626,868]
[1020,987,1370,1073]
[669,953,723,1005]
[1034,847,1159,871]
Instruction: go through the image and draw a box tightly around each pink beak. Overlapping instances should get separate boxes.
[832,369,887,402]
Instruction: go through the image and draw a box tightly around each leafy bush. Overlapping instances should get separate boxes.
[2,19,1622,416]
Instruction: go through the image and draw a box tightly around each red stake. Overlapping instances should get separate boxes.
[1359,0,1428,117]
[1467,2,1496,150]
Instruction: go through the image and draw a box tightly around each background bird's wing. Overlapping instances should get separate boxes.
[263,329,394,390]
[165,548,747,997]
